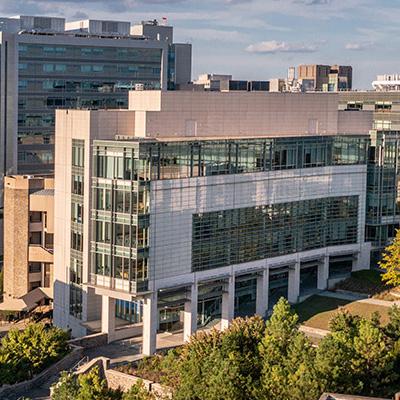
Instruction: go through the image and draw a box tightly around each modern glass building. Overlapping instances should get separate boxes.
[339,92,400,265]
[86,136,368,330]
[0,15,191,175]
[53,91,373,355]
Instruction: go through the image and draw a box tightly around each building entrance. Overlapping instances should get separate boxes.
[269,268,289,310]
[300,263,318,296]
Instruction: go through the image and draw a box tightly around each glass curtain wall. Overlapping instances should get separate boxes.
[70,139,84,319]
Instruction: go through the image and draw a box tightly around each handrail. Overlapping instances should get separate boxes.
[70,355,89,372]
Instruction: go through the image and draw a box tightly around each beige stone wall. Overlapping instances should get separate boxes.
[3,175,55,300]
[3,177,30,299]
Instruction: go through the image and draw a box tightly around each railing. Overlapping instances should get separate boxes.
[70,355,89,373]
[90,274,148,294]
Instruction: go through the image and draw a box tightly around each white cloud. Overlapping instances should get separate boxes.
[345,41,373,51]
[178,27,249,43]
[245,40,318,53]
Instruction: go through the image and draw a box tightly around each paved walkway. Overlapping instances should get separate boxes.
[321,290,400,307]
[299,325,330,338]
[321,290,367,301]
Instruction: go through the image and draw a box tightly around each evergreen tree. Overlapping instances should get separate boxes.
[316,310,400,398]
[259,297,319,400]
[169,316,265,400]
[385,305,400,340]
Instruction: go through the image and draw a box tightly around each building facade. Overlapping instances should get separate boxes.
[1,175,54,312]
[0,14,191,264]
[0,15,192,176]
[298,64,352,92]
[53,91,373,354]
[192,74,269,92]
[372,74,400,91]
[339,92,400,264]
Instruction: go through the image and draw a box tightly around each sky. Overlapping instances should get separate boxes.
[0,0,399,89]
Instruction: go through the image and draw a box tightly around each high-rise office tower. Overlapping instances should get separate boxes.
[0,15,191,261]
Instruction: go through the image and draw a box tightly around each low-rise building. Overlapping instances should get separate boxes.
[1,175,54,312]
[192,74,269,92]
[372,74,400,91]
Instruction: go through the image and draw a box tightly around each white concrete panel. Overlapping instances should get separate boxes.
[149,165,367,283]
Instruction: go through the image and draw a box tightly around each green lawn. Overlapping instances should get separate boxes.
[294,295,392,331]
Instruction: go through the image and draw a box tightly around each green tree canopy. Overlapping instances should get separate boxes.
[379,228,400,287]
[0,323,69,385]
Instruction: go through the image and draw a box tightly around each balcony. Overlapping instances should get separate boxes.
[28,245,53,263]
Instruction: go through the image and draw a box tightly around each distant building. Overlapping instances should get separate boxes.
[372,74,400,91]
[269,78,286,92]
[193,74,269,92]
[0,14,192,265]
[0,15,192,177]
[1,175,54,313]
[298,64,352,92]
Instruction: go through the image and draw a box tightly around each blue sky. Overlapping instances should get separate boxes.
[1,0,399,88]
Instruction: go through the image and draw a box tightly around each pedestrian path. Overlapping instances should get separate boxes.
[321,290,400,307]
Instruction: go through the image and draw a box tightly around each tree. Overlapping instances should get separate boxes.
[315,309,400,398]
[0,323,69,384]
[51,371,80,400]
[122,381,155,400]
[52,367,156,400]
[385,305,400,340]
[379,228,400,287]
[166,316,265,400]
[75,366,119,400]
[258,298,320,400]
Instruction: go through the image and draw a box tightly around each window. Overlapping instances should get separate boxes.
[69,284,83,319]
[71,231,83,251]
[192,196,359,272]
[29,262,42,273]
[30,211,42,223]
[71,202,83,223]
[29,232,42,245]
[72,140,84,167]
[72,174,84,195]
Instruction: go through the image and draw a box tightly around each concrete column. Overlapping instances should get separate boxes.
[256,270,269,318]
[142,292,158,356]
[221,275,235,330]
[318,255,329,290]
[183,283,198,342]
[101,295,116,343]
[288,262,300,303]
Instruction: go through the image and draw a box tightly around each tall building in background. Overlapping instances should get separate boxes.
[298,64,352,92]
[0,15,191,176]
[53,91,373,353]
[0,15,191,262]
